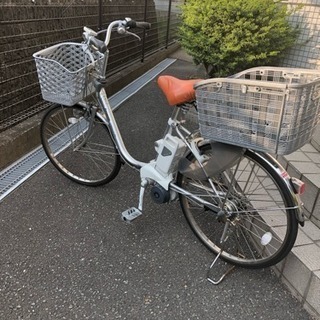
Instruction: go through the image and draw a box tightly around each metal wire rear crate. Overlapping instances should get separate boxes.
[195,67,320,154]
[33,42,104,106]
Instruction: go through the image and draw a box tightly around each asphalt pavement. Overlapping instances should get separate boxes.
[0,59,314,320]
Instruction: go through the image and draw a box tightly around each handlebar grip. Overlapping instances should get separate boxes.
[135,21,151,29]
[127,20,151,29]
[89,37,107,53]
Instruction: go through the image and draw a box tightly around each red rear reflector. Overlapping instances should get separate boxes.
[291,177,305,195]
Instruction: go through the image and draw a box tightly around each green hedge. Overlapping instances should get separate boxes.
[179,0,298,77]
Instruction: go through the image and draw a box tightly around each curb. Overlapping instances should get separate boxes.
[277,145,320,319]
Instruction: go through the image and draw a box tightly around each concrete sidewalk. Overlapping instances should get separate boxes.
[0,54,317,319]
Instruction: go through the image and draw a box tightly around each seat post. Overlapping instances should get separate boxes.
[162,106,184,137]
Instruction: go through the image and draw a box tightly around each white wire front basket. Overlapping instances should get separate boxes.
[195,67,320,154]
[33,42,104,106]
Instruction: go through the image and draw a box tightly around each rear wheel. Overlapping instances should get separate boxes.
[40,104,121,186]
[177,144,299,268]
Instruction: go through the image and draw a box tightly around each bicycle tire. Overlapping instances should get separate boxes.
[177,144,298,269]
[40,104,121,186]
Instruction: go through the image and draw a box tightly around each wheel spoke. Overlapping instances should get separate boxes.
[41,105,121,186]
[178,146,298,268]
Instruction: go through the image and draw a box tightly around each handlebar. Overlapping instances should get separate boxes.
[83,18,151,53]
[126,20,151,30]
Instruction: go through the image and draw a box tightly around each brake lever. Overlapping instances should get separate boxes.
[126,31,141,41]
[83,26,98,37]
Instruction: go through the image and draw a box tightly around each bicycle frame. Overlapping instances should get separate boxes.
[82,20,219,194]
[94,86,202,181]
[77,18,304,223]
[80,84,224,215]
[97,88,147,170]
[79,85,303,223]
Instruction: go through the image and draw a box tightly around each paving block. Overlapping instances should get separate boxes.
[284,151,312,163]
[287,162,302,179]
[311,124,320,152]
[305,152,320,165]
[311,197,320,228]
[302,220,320,242]
[301,143,319,153]
[291,161,320,175]
[277,156,289,171]
[301,175,320,214]
[272,259,286,277]
[305,271,320,318]
[281,250,312,298]
[276,226,313,247]
[310,215,320,229]
[292,244,320,272]
[301,206,312,219]
[294,227,314,246]
[303,174,320,189]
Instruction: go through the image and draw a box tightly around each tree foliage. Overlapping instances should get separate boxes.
[179,0,298,77]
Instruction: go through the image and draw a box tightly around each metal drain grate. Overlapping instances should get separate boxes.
[0,147,49,201]
[0,58,176,202]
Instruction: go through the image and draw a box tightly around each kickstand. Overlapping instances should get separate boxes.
[207,250,236,285]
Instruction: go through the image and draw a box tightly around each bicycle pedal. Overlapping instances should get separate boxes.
[121,207,142,222]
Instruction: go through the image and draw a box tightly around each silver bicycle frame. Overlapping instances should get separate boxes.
[92,88,226,214]
[97,88,147,169]
[89,86,302,219]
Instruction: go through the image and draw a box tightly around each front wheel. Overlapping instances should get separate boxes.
[177,145,299,269]
[40,104,121,186]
